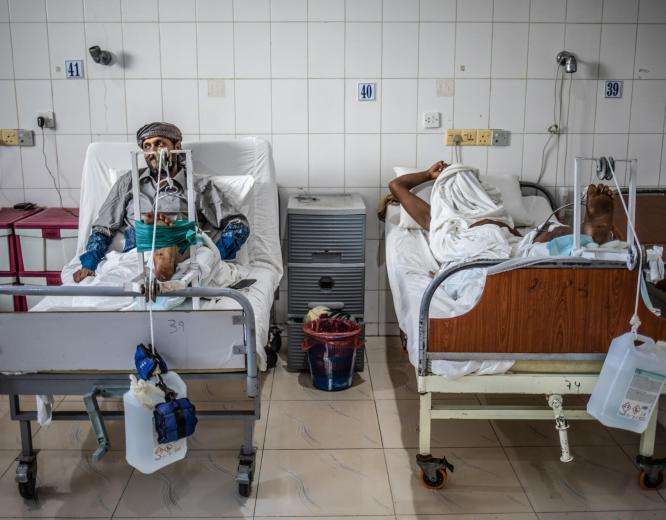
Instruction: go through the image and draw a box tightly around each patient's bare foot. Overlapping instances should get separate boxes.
[534,184,615,245]
[583,183,615,245]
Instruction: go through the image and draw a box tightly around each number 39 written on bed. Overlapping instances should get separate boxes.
[168,319,185,334]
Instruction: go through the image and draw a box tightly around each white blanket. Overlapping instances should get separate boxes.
[428,165,517,265]
[32,232,241,312]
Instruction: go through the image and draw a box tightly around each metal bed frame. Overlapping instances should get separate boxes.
[411,160,666,490]
[0,283,260,500]
[415,258,666,490]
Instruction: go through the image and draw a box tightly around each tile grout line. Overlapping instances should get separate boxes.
[110,466,135,519]
[486,419,539,515]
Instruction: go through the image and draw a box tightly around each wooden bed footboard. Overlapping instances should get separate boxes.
[426,263,666,355]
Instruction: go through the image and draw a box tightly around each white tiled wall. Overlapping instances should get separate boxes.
[1,0,666,333]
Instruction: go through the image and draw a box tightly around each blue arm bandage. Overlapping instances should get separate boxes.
[215,215,250,260]
[79,231,112,271]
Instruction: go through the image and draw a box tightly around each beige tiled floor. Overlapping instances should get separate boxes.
[0,336,665,518]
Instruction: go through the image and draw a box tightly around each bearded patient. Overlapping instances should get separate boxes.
[73,122,250,283]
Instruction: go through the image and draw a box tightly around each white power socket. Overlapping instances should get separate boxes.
[423,112,441,129]
[36,111,55,129]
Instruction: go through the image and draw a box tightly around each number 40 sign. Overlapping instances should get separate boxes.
[358,82,376,101]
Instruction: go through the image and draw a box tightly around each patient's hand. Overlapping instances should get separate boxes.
[428,161,448,180]
[73,268,95,283]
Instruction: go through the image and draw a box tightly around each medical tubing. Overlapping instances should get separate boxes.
[608,161,643,334]
[147,148,168,353]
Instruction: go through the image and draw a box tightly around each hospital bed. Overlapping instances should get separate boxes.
[384,174,666,491]
[0,138,282,499]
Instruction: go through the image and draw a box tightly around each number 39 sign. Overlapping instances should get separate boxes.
[604,80,623,99]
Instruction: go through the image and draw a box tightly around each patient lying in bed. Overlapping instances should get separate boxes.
[386,162,621,378]
[73,122,250,283]
[388,161,617,262]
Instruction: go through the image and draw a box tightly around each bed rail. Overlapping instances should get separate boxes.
[417,258,666,376]
[0,284,258,396]
[519,181,556,209]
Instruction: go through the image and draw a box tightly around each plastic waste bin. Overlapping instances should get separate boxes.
[302,317,362,391]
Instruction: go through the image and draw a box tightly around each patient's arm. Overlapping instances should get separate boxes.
[388,161,447,231]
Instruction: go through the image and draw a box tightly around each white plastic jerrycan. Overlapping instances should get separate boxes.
[587,333,666,433]
[123,371,188,474]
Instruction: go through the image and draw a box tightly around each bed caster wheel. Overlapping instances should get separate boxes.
[416,453,454,491]
[639,469,664,490]
[420,468,448,490]
[15,459,37,500]
[238,482,251,497]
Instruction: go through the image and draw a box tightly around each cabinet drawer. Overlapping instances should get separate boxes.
[288,214,365,263]
[288,265,364,315]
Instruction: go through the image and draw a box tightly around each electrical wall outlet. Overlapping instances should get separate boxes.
[1,129,35,146]
[476,129,492,146]
[460,129,477,145]
[18,129,34,146]
[422,111,441,129]
[446,128,511,147]
[1,129,19,145]
[491,129,510,146]
[445,129,477,146]
[36,111,55,129]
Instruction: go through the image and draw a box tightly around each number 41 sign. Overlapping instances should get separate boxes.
[65,60,84,79]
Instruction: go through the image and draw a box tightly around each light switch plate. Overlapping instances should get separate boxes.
[491,129,510,146]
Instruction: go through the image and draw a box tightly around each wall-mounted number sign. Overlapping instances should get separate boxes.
[604,80,623,98]
[358,82,376,101]
[65,60,84,79]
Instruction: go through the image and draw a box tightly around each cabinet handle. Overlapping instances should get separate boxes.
[318,276,334,290]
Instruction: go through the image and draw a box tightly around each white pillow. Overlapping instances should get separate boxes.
[522,195,554,227]
[479,174,533,227]
[394,167,533,228]
[210,174,255,213]
[209,175,255,264]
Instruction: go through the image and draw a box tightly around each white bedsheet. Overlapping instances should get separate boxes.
[385,204,514,378]
[31,138,282,371]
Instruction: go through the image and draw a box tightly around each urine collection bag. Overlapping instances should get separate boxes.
[587,333,666,433]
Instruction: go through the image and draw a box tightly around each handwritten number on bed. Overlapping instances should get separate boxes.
[168,319,185,334]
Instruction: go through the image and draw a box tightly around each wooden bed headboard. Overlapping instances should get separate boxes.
[428,267,666,355]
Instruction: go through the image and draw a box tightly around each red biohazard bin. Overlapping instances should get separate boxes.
[301,317,362,391]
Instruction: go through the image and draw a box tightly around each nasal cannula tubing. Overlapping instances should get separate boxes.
[608,160,643,335]
[147,148,169,354]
